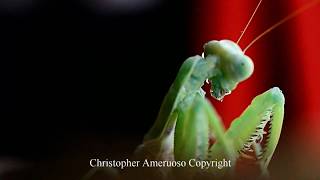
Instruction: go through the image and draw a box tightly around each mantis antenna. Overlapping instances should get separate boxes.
[237,0,263,44]
[244,0,320,52]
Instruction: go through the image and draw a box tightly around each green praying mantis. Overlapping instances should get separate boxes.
[83,40,285,180]
[132,40,284,179]
[133,1,320,178]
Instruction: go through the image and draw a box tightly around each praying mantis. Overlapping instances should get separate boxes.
[133,0,319,179]
[133,39,284,179]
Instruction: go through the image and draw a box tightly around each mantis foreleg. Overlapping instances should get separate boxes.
[209,87,285,176]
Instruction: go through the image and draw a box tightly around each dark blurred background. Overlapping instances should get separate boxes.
[1,0,190,152]
[0,0,320,179]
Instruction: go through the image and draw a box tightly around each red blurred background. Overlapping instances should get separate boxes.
[192,0,320,178]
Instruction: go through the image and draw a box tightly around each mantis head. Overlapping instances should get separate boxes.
[204,40,254,100]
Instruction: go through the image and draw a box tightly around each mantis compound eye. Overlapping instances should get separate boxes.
[203,40,254,100]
